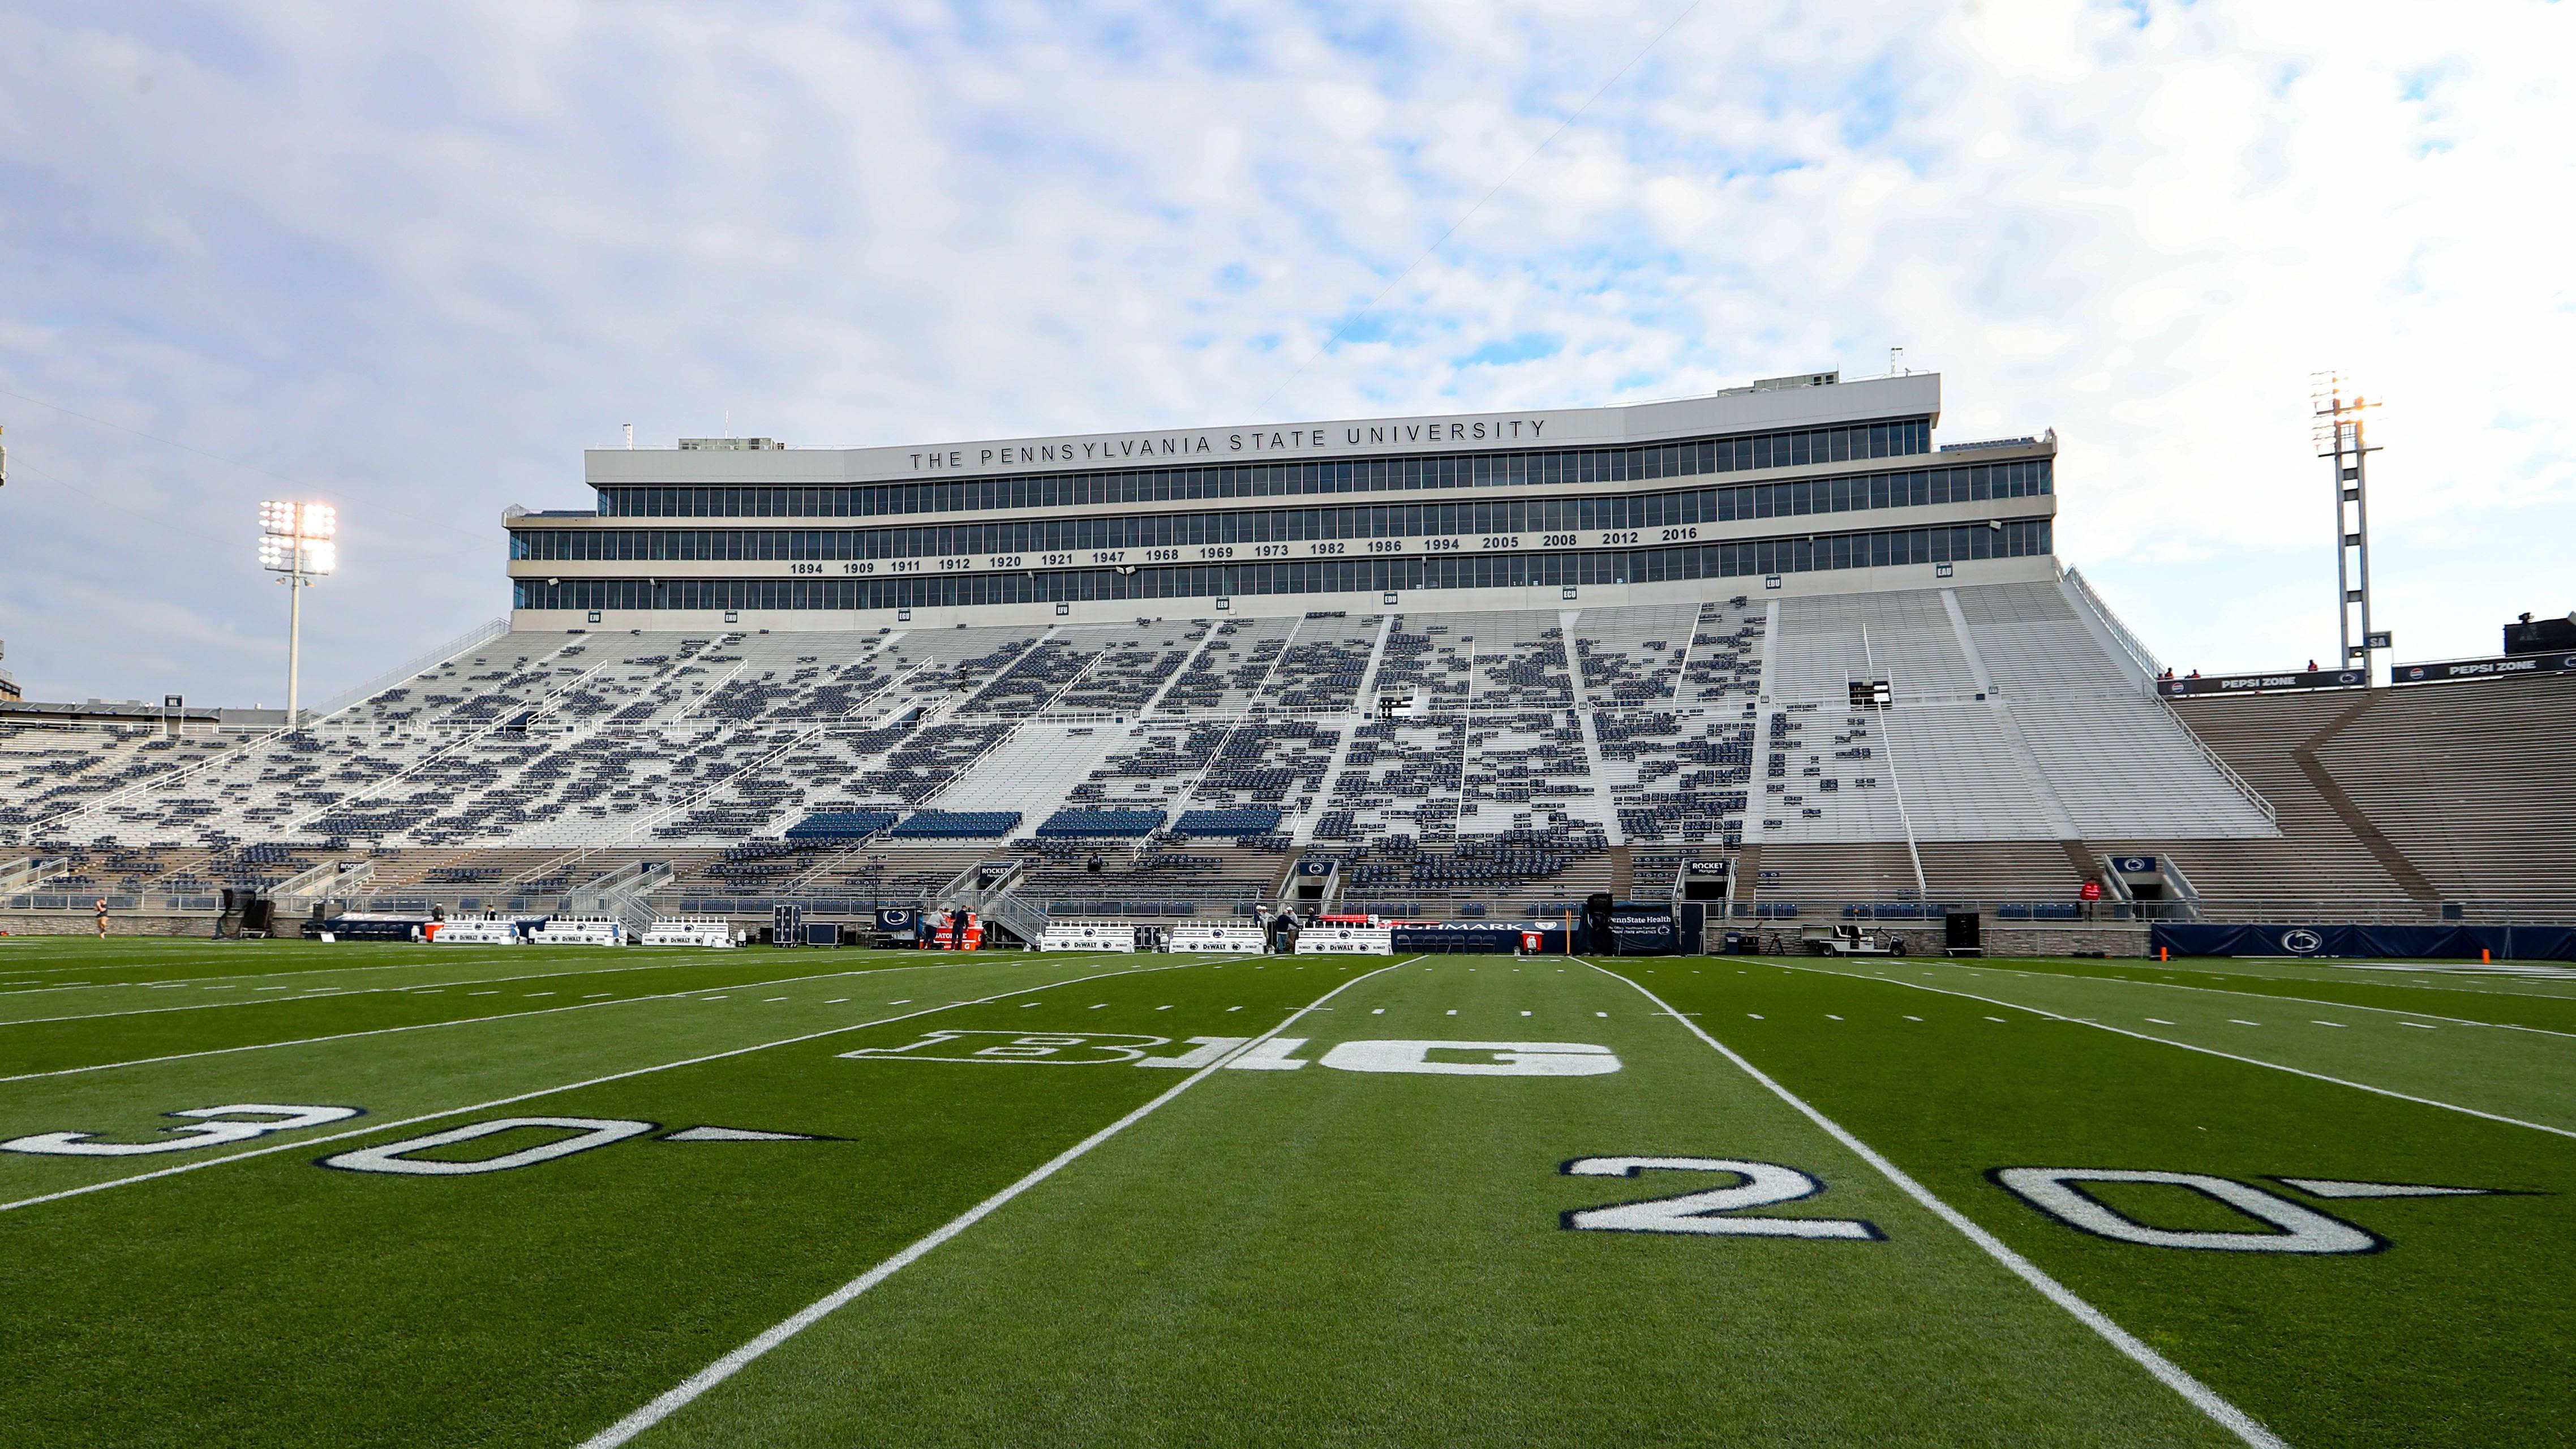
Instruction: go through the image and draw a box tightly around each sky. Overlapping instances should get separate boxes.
[0,0,2568,706]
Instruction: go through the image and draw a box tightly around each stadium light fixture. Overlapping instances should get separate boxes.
[2313,373,2382,678]
[260,499,340,725]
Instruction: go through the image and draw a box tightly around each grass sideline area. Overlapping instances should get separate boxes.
[1,937,2566,1446]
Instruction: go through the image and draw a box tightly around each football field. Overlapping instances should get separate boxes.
[1,937,2568,1447]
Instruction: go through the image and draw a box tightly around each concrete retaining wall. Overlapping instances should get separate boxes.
[0,912,221,938]
[1702,921,2151,958]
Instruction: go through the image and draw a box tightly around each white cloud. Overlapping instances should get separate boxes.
[0,0,2566,703]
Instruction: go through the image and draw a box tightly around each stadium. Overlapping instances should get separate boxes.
[2,372,2571,1447]
[6,371,2570,949]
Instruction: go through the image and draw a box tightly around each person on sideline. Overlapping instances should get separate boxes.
[93,897,109,939]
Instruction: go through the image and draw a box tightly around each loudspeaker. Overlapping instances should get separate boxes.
[1944,911,1981,950]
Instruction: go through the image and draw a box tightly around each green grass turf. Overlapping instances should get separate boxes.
[1646,960,2575,1448]
[1778,955,2576,1135]
[1927,954,2576,1034]
[1,944,1279,1445]
[645,957,2234,1448]
[0,940,2566,1446]
[0,950,965,1078]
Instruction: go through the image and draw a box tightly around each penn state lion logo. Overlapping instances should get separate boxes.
[2279,928,2325,955]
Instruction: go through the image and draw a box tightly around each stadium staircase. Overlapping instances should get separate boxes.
[2158,671,2576,915]
[2293,695,2441,904]
[2315,674,2576,907]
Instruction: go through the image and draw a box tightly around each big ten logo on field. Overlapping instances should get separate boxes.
[839,1032,1625,1075]
[838,1031,1172,1065]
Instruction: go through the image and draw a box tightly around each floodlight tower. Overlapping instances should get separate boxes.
[2312,375,2385,679]
[259,501,338,724]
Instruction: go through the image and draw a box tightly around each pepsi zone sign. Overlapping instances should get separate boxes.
[2162,668,2364,696]
[2394,652,2576,685]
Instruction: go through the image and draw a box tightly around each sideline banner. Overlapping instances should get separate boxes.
[1296,925,1393,954]
[2160,667,2365,697]
[2391,651,2576,685]
[1607,907,1681,955]
[1393,923,1532,954]
[2151,923,2576,962]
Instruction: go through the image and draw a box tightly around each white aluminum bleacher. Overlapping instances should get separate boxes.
[35,579,2540,929]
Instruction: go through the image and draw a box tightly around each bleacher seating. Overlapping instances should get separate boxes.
[889,811,1023,840]
[2161,672,2576,914]
[785,811,899,841]
[9,578,2570,929]
[1036,809,1165,838]
[2315,675,2576,906]
[1173,808,1281,836]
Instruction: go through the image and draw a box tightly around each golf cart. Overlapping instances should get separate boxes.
[1801,924,1909,957]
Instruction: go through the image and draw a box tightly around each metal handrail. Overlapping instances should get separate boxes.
[2060,567,2167,682]
[307,616,510,722]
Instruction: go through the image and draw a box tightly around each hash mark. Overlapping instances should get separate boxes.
[2401,1022,2436,1030]
[2311,1020,2345,1027]
[2228,1019,2260,1026]
[2147,1018,2174,1024]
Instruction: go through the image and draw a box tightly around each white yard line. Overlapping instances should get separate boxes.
[0,959,1018,1083]
[1781,961,2576,1142]
[1585,960,2288,1449]
[0,955,922,1029]
[576,955,1424,1449]
[0,948,801,1004]
[0,957,1215,1216]
[1905,959,2576,1041]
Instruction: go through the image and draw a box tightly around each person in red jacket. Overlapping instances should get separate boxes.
[2079,876,2103,921]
